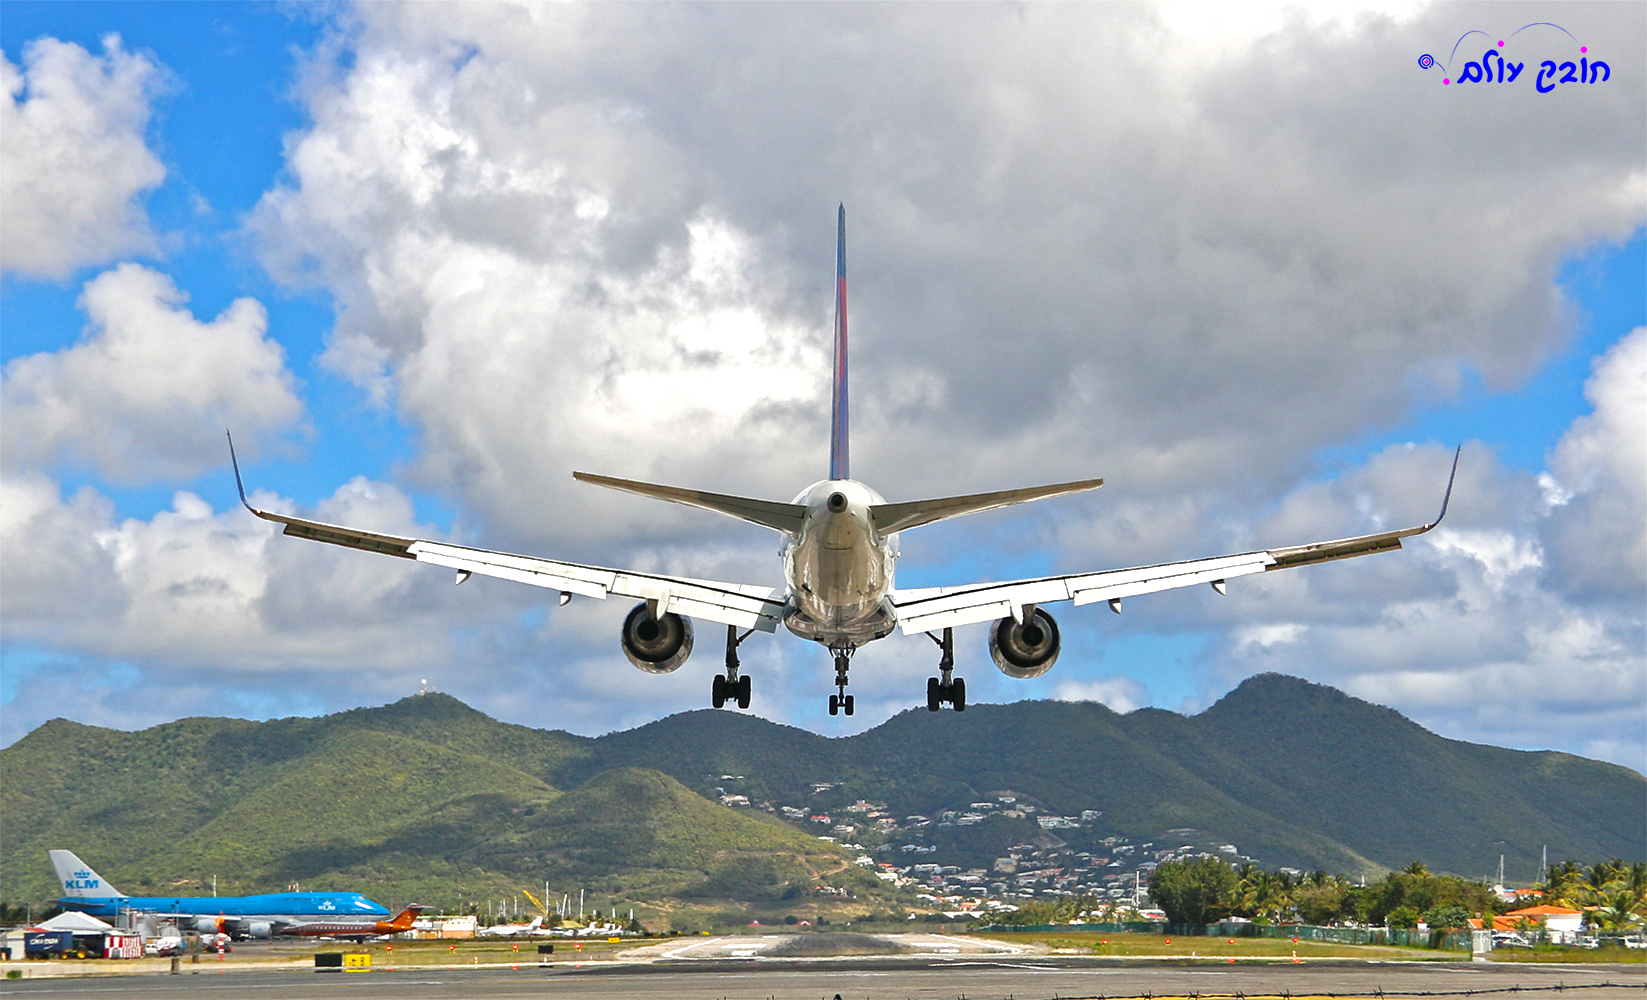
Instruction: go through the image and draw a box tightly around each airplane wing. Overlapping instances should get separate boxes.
[892,448,1460,635]
[228,437,786,633]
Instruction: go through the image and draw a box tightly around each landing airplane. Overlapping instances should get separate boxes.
[231,207,1458,717]
[278,904,426,941]
[50,849,389,939]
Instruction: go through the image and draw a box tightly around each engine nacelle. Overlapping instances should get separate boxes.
[989,608,1061,678]
[192,916,221,934]
[244,921,272,940]
[621,603,694,673]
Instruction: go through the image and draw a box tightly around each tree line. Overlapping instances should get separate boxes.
[993,858,1647,932]
[1147,857,1647,931]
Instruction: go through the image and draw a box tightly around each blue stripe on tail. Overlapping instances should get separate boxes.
[831,204,849,481]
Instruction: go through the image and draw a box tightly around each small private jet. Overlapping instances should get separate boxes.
[232,207,1457,717]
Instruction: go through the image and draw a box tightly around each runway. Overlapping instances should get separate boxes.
[1,957,1641,1000]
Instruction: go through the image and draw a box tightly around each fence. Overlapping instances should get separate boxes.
[978,921,1474,951]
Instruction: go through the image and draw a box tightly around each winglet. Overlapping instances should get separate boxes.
[226,430,253,512]
[1426,445,1462,530]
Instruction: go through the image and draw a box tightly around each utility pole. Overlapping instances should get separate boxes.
[1539,845,1548,885]
[578,889,584,923]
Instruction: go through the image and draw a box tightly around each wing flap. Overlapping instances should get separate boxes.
[276,518,417,558]
[1068,552,1273,606]
[894,579,1074,633]
[409,541,786,632]
[1266,531,1405,569]
[408,541,618,599]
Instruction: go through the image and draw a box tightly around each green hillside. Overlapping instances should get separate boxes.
[2,674,1639,918]
[0,702,878,920]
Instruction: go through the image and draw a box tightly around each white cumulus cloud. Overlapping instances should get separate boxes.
[1,264,304,483]
[1,34,167,278]
[1052,676,1150,714]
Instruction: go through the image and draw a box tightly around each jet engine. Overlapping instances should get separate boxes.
[244,921,272,940]
[621,602,694,673]
[989,608,1060,678]
[192,916,222,934]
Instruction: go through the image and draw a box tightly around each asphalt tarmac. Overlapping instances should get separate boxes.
[1,958,1641,1000]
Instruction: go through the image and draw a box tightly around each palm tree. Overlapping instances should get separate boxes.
[1591,890,1645,934]
[1258,872,1296,924]
[1543,860,1584,902]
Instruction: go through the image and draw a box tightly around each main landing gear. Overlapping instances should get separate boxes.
[828,646,855,716]
[925,627,965,712]
[712,625,753,709]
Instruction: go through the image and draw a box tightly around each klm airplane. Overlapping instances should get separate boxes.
[232,207,1457,717]
[51,850,388,938]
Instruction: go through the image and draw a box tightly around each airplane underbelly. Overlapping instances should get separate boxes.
[786,525,891,642]
[795,541,883,616]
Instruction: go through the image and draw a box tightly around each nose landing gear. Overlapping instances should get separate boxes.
[713,625,754,709]
[924,628,965,712]
[827,647,855,716]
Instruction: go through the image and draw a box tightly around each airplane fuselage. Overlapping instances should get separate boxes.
[61,892,390,937]
[782,479,899,648]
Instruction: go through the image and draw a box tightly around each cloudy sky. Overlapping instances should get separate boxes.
[3,2,1642,771]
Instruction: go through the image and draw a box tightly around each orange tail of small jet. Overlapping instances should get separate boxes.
[380,905,426,932]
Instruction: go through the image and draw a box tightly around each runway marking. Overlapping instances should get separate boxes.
[998,988,1647,1000]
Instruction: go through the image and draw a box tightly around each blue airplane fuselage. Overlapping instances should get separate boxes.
[61,892,388,921]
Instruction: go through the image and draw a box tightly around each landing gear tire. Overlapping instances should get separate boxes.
[829,648,855,717]
[926,675,966,711]
[925,626,965,712]
[711,674,727,709]
[736,674,751,710]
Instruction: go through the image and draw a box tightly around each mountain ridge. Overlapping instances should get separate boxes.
[2,674,1639,913]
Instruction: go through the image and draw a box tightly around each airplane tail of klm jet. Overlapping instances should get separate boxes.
[50,849,120,899]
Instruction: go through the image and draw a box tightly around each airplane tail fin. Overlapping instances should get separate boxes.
[49,850,120,898]
[831,204,849,481]
[386,905,426,929]
[870,478,1105,535]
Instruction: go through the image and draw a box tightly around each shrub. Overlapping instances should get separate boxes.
[1423,905,1471,930]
